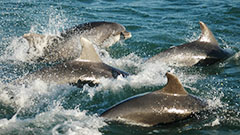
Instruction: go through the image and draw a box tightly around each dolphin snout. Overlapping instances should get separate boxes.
[121,31,132,39]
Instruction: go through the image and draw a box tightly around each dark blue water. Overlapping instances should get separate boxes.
[0,0,240,135]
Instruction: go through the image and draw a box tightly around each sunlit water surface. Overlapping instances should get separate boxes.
[0,0,239,135]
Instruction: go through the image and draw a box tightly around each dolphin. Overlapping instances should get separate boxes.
[14,37,129,87]
[61,21,132,47]
[100,72,208,127]
[22,21,132,63]
[147,21,232,66]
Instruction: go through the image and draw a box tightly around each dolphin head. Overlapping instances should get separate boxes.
[78,22,131,48]
[110,23,132,40]
[59,21,131,48]
[93,22,132,39]
[102,22,132,47]
[120,30,132,40]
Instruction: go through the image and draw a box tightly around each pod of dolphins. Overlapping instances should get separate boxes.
[12,21,233,127]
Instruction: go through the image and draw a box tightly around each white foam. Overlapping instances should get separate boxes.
[0,105,105,135]
[49,105,106,135]
[50,107,105,135]
[0,79,75,110]
[101,58,200,91]
[96,61,168,91]
[100,50,144,70]
[204,117,220,127]
[76,50,204,98]
[211,118,220,126]
[0,108,21,129]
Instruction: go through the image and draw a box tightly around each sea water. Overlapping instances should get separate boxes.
[0,0,239,135]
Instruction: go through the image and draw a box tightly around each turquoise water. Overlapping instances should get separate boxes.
[0,0,240,134]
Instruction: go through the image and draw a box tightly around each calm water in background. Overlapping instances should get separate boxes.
[0,0,240,135]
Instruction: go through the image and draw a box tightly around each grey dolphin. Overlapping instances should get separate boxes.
[61,21,132,47]
[23,22,131,62]
[14,37,129,87]
[147,21,232,66]
[100,72,207,127]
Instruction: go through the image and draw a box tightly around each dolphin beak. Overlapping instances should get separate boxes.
[121,31,132,40]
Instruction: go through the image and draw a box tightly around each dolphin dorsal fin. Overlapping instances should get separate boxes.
[76,37,102,63]
[161,72,188,95]
[197,21,218,46]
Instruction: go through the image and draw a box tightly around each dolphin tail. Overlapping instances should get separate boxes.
[76,37,102,63]
[197,21,218,46]
[159,72,188,95]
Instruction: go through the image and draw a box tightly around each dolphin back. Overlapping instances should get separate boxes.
[147,21,232,66]
[101,73,207,126]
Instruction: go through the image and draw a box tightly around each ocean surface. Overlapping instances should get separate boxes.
[0,0,240,135]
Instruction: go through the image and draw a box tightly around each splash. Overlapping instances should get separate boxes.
[204,117,220,127]
[2,37,31,62]
[2,6,68,63]
[0,105,106,135]
[0,80,71,109]
[0,79,106,135]
[95,57,169,91]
